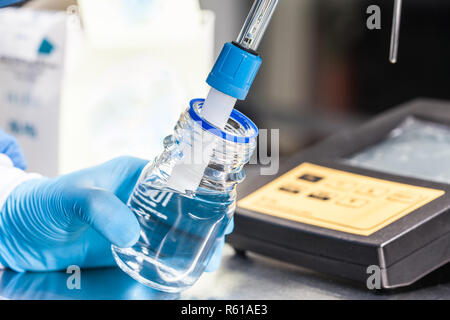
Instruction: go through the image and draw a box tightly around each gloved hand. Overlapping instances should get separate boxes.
[0,157,232,272]
[0,127,26,170]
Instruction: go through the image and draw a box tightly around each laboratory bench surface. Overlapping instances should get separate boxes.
[1,245,450,300]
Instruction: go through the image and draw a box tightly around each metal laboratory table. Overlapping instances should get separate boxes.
[1,245,450,300]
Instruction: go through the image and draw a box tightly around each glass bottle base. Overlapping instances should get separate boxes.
[112,246,192,294]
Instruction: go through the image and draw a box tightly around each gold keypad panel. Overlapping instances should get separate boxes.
[238,163,445,236]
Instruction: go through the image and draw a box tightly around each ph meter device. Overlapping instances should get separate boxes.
[229,99,450,289]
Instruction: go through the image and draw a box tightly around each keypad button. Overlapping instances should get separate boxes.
[356,186,388,198]
[298,173,324,183]
[388,191,422,203]
[307,191,334,201]
[336,197,369,208]
[278,185,302,195]
[326,180,356,191]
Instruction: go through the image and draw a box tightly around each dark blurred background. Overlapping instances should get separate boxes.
[201,0,450,156]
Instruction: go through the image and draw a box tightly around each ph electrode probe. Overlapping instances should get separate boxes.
[167,0,280,193]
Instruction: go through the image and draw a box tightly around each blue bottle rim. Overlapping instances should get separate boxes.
[189,98,259,144]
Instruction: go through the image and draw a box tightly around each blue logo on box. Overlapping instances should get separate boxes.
[38,38,54,55]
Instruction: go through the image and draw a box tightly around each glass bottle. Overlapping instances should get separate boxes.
[112,99,258,293]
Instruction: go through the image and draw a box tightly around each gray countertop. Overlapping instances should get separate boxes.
[1,245,450,300]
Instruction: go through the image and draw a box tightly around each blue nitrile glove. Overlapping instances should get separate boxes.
[0,0,24,8]
[205,218,234,272]
[0,127,26,170]
[0,156,232,272]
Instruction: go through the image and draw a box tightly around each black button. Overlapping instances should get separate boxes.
[298,173,324,183]
[279,186,300,194]
[308,192,332,201]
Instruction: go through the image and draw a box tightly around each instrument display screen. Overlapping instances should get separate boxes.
[346,118,450,185]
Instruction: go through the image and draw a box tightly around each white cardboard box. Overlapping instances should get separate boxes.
[0,1,214,176]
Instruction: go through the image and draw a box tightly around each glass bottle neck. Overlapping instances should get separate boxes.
[148,99,258,195]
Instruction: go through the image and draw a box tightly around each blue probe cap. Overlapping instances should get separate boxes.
[207,42,262,100]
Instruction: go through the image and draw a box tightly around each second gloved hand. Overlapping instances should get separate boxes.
[0,157,232,272]
[0,127,26,170]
